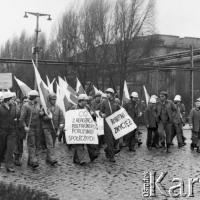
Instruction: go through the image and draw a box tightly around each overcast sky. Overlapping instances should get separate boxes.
[1,0,200,46]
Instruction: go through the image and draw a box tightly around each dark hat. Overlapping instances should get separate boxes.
[160,91,168,98]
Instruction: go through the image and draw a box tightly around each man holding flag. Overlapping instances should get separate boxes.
[40,92,64,166]
[20,90,40,169]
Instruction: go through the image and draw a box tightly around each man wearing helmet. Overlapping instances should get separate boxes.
[144,97,159,149]
[40,92,64,166]
[170,95,185,147]
[100,88,120,162]
[71,94,98,165]
[122,91,141,151]
[20,90,40,169]
[153,91,177,153]
[0,92,20,172]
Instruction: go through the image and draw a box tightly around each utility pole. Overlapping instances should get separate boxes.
[24,12,51,89]
[190,46,194,109]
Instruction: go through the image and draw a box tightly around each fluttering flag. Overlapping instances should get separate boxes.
[32,60,49,115]
[76,78,86,95]
[143,85,150,106]
[14,76,32,96]
[46,76,55,93]
[93,85,99,94]
[122,80,130,103]
[58,76,77,96]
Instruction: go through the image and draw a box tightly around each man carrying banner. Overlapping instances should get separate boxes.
[122,92,141,151]
[100,88,120,162]
[70,94,98,165]
[20,90,40,169]
[40,93,64,165]
[0,92,20,172]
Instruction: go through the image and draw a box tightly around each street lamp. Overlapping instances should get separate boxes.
[24,12,52,89]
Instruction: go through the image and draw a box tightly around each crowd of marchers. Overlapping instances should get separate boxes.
[0,88,199,172]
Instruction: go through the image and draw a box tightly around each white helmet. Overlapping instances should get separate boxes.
[3,92,15,99]
[151,95,158,99]
[101,93,107,98]
[78,94,88,100]
[28,90,39,97]
[131,92,138,98]
[174,95,181,101]
[106,88,115,94]
[149,98,156,103]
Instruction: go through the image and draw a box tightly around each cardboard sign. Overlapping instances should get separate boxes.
[65,109,98,144]
[0,73,12,89]
[105,107,137,140]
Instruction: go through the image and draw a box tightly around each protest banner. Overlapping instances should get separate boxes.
[105,107,137,140]
[0,73,12,89]
[65,109,98,144]
[95,111,104,135]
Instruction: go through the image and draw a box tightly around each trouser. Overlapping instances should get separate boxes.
[27,129,38,165]
[14,127,26,156]
[157,122,172,144]
[73,144,97,163]
[40,126,47,150]
[124,129,136,150]
[104,128,119,159]
[35,123,41,150]
[147,127,159,147]
[191,131,200,146]
[0,129,16,168]
[171,123,183,144]
[43,128,57,162]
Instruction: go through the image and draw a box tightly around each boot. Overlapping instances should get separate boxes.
[190,143,194,151]
[167,143,171,153]
[178,143,185,148]
[197,147,200,153]
[6,167,15,173]
[161,142,166,152]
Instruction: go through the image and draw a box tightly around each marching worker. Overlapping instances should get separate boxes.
[144,97,159,149]
[91,92,101,110]
[122,92,141,151]
[71,94,98,165]
[40,93,64,165]
[100,88,120,162]
[14,96,28,166]
[189,98,200,152]
[153,91,177,153]
[170,95,185,148]
[20,90,40,169]
[96,93,107,111]
[0,92,20,172]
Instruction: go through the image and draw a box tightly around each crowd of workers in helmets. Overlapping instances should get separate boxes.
[0,86,199,172]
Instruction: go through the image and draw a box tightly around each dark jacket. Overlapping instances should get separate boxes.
[0,103,20,130]
[189,107,200,132]
[41,105,64,129]
[100,99,120,118]
[144,106,157,128]
[91,99,100,111]
[20,101,40,129]
[153,99,177,123]
[122,100,140,125]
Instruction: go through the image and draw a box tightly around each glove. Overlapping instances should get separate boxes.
[24,127,30,132]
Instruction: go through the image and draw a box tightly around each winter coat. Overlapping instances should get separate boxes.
[144,106,157,128]
[153,99,177,123]
[40,93,64,129]
[189,107,200,132]
[20,101,40,129]
[0,103,20,130]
